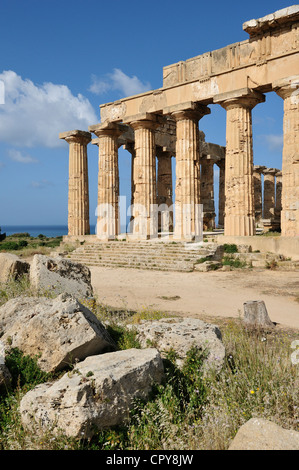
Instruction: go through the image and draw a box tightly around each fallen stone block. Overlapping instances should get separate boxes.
[19,348,164,439]
[0,253,30,284]
[194,261,221,272]
[29,254,93,298]
[0,293,116,372]
[128,317,225,373]
[228,418,299,450]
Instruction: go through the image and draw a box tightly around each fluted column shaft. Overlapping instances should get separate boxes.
[253,165,266,225]
[200,156,216,230]
[89,122,126,239]
[59,130,91,237]
[219,92,264,236]
[263,168,277,220]
[130,119,159,239]
[216,159,225,228]
[157,149,173,232]
[172,106,209,240]
[274,77,299,237]
[275,171,282,227]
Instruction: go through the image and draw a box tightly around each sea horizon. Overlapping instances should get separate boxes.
[0,224,128,238]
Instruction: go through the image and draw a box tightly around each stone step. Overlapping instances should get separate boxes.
[68,257,193,272]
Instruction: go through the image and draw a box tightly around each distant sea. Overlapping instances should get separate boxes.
[1,224,128,238]
[1,225,70,238]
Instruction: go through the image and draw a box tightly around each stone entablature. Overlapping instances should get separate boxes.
[100,6,299,124]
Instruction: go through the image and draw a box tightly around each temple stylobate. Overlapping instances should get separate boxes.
[60,6,299,241]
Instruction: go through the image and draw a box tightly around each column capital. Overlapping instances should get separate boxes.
[263,167,280,176]
[59,129,91,145]
[214,88,265,110]
[163,101,210,122]
[253,165,267,174]
[89,121,128,138]
[273,75,299,100]
[123,112,165,131]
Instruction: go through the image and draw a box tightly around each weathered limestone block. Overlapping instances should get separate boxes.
[0,293,116,372]
[19,348,164,439]
[0,253,30,284]
[29,254,93,297]
[194,261,221,272]
[229,418,299,450]
[128,317,225,373]
[243,300,274,328]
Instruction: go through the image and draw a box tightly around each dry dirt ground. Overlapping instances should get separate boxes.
[90,266,299,330]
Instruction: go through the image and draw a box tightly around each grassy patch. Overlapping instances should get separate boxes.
[222,255,247,269]
[223,244,238,254]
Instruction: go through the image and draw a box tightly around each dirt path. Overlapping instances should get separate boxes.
[90,266,299,330]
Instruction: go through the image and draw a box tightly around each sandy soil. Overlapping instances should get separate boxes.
[90,266,299,330]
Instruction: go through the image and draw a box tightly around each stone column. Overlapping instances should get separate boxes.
[275,170,282,228]
[263,168,277,220]
[156,148,173,232]
[89,122,126,240]
[216,158,225,228]
[274,76,299,237]
[200,155,216,230]
[123,142,136,227]
[253,165,266,226]
[214,89,265,236]
[59,130,91,237]
[124,114,163,239]
[168,103,210,240]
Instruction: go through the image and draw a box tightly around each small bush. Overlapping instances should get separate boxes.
[222,255,246,268]
[0,241,20,251]
[17,240,28,248]
[223,244,238,253]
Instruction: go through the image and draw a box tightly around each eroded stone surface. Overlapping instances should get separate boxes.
[0,253,30,284]
[0,293,116,372]
[128,317,225,373]
[229,418,299,450]
[29,254,93,297]
[19,348,164,439]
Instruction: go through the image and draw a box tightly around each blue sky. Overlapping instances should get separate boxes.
[0,0,290,230]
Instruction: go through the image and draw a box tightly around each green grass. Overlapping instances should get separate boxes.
[222,255,247,269]
[0,233,62,257]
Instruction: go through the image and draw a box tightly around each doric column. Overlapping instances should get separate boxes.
[274,76,299,237]
[89,122,126,240]
[216,158,225,228]
[167,102,210,240]
[253,165,266,226]
[275,170,282,228]
[263,168,277,220]
[123,142,136,227]
[156,148,173,232]
[200,155,216,230]
[214,89,265,236]
[124,113,163,239]
[59,130,91,236]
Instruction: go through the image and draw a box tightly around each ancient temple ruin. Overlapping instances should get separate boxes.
[60,6,299,241]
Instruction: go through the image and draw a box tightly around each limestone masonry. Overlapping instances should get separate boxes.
[60,6,299,240]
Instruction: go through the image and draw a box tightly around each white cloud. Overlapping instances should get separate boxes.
[0,70,98,148]
[30,180,54,189]
[89,68,151,97]
[263,134,284,151]
[7,148,38,164]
